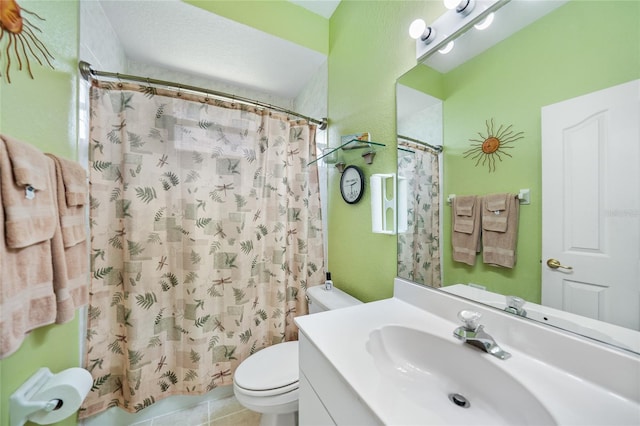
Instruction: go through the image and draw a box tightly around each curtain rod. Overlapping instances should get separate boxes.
[397,134,443,153]
[78,61,327,130]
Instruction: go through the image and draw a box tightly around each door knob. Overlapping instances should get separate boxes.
[546,258,573,270]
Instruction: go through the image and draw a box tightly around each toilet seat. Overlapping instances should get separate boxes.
[234,341,299,396]
[234,381,298,397]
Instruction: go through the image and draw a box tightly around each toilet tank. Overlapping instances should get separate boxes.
[306,286,362,314]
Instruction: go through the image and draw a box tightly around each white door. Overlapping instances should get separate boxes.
[541,79,640,331]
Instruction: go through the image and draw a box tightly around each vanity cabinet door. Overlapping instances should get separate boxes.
[299,334,381,425]
[299,372,335,426]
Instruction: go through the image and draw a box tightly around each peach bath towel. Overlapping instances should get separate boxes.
[1,134,57,248]
[482,193,519,268]
[46,154,89,323]
[45,154,87,247]
[0,135,57,358]
[451,195,481,265]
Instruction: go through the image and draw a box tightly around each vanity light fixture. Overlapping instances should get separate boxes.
[438,40,455,54]
[409,19,437,44]
[444,0,476,17]
[474,12,495,30]
[413,0,508,65]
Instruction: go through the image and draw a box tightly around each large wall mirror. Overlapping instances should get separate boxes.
[397,0,639,354]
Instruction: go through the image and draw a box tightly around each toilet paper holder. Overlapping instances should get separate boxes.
[10,367,78,426]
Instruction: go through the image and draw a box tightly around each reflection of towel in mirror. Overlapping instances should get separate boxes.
[46,154,89,323]
[482,193,519,268]
[452,195,481,265]
[0,135,57,359]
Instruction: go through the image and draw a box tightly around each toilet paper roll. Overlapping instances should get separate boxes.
[27,368,93,425]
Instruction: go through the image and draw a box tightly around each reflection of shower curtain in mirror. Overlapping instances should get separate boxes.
[397,141,441,288]
[81,81,325,417]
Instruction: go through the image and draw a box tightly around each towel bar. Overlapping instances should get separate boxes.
[447,189,530,205]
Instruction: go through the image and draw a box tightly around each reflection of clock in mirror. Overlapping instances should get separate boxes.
[339,165,365,204]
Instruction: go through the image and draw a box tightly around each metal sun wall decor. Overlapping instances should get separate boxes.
[0,0,55,83]
[463,118,524,173]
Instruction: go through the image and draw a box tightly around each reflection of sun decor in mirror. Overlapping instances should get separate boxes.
[0,0,55,83]
[463,118,524,172]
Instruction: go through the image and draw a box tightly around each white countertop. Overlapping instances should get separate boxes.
[295,279,640,425]
[442,284,640,354]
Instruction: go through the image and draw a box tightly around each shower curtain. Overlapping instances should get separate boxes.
[397,140,441,288]
[80,81,325,417]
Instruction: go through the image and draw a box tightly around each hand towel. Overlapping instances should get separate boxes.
[46,155,89,323]
[0,136,57,358]
[453,195,476,234]
[45,154,87,247]
[482,193,519,268]
[55,154,87,207]
[451,195,481,265]
[1,134,56,248]
[482,193,509,232]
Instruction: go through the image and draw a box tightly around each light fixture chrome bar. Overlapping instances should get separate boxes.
[416,0,511,63]
[78,61,328,130]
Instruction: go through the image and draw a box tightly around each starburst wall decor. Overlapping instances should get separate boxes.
[463,119,524,173]
[0,0,55,83]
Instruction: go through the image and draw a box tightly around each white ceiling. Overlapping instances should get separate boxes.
[99,0,341,99]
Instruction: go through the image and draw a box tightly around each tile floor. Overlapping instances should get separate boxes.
[130,395,261,426]
[209,396,261,426]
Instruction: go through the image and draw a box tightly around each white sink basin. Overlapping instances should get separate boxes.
[366,325,556,425]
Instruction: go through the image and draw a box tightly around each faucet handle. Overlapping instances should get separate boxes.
[457,310,482,331]
[506,295,525,310]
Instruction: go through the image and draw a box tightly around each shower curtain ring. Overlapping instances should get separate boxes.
[116,73,123,88]
[177,85,182,97]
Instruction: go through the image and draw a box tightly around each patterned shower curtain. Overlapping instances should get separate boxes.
[80,81,325,417]
[397,140,441,288]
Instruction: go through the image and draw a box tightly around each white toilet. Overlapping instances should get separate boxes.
[233,285,362,426]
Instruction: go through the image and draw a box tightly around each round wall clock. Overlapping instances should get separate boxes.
[340,165,365,204]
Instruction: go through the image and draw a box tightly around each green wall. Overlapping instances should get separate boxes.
[0,1,80,425]
[185,0,329,54]
[326,1,444,302]
[441,0,640,302]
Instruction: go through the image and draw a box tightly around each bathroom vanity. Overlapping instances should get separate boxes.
[295,278,640,425]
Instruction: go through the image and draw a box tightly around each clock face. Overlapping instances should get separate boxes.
[340,165,364,204]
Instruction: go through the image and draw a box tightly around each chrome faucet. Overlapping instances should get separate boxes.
[453,310,511,360]
[504,295,527,317]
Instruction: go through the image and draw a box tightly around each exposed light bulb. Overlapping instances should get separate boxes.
[409,18,436,44]
[474,12,494,30]
[438,40,455,54]
[409,19,427,39]
[444,0,475,16]
[444,0,461,10]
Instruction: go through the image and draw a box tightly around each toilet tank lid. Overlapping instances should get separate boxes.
[307,285,362,311]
